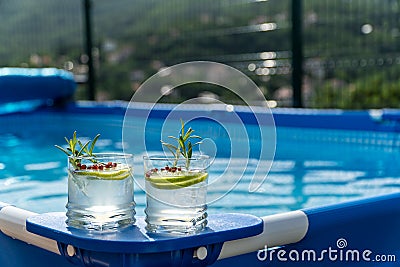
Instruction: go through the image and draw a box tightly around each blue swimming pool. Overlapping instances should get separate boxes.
[1,102,400,267]
[1,104,400,218]
[1,68,399,267]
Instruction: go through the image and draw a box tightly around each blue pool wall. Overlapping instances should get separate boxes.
[212,192,400,267]
[3,102,400,132]
[51,102,400,132]
[2,100,397,129]
[3,101,400,158]
[2,102,400,164]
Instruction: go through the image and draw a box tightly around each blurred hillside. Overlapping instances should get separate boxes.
[1,0,400,108]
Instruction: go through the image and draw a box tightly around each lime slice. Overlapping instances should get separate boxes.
[147,172,208,189]
[74,167,132,180]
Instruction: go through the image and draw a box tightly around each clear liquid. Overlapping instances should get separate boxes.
[144,179,207,234]
[66,165,135,231]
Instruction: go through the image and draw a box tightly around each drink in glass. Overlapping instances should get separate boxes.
[144,155,209,234]
[66,153,135,231]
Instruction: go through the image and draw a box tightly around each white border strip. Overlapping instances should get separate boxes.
[218,210,308,260]
[0,206,60,255]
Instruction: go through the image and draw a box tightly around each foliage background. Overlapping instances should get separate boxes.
[1,0,400,109]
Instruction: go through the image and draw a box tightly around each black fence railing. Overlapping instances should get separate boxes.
[302,0,400,109]
[83,0,95,100]
[1,0,399,109]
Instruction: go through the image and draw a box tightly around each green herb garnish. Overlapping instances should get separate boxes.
[161,119,202,169]
[55,131,100,169]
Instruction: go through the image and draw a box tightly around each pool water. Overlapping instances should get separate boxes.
[1,110,400,217]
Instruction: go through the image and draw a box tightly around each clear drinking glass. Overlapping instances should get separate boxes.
[144,155,209,235]
[66,153,135,231]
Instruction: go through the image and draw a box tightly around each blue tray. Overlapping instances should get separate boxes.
[26,213,263,267]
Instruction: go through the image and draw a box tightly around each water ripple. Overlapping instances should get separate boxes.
[24,161,61,171]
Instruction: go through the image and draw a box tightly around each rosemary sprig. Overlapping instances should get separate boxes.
[161,119,202,169]
[55,131,100,169]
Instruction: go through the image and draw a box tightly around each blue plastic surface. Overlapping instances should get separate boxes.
[0,231,74,267]
[0,68,76,103]
[26,213,263,254]
[212,193,400,267]
[26,213,262,267]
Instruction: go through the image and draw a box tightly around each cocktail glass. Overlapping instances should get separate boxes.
[66,153,135,231]
[143,155,209,235]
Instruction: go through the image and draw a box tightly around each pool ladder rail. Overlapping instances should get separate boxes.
[0,203,308,267]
